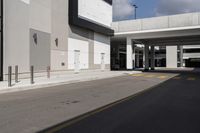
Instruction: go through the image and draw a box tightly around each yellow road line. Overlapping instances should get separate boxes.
[144,75,155,78]
[173,77,181,80]
[187,77,196,81]
[131,74,144,77]
[158,76,168,79]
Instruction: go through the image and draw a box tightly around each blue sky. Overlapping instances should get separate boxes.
[113,0,200,21]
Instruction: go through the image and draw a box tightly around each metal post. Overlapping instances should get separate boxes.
[133,4,138,20]
[47,66,50,79]
[30,66,34,84]
[15,65,19,83]
[8,66,12,87]
[135,6,137,19]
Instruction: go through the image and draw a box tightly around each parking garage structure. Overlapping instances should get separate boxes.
[111,12,200,71]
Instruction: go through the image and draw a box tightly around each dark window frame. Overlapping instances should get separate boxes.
[183,49,200,53]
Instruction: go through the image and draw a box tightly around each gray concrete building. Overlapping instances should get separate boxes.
[1,0,200,81]
[0,0,113,81]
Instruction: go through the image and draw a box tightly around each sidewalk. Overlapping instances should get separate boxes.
[0,70,141,94]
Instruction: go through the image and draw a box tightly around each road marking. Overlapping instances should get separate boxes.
[131,74,144,77]
[187,77,196,81]
[173,77,181,80]
[131,74,169,79]
[144,75,155,78]
[158,76,168,79]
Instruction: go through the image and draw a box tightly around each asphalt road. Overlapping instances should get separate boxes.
[41,70,200,133]
[0,71,173,133]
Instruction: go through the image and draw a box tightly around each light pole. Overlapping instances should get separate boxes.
[132,4,138,19]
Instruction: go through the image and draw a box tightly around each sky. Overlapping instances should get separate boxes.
[113,0,200,21]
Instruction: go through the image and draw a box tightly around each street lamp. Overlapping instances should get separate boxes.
[132,4,138,20]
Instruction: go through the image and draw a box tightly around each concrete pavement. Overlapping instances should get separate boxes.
[0,72,176,133]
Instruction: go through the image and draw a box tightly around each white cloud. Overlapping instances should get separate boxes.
[156,0,200,16]
[113,0,134,21]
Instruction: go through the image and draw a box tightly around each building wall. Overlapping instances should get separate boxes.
[94,33,110,66]
[30,0,51,71]
[78,0,112,27]
[68,26,110,70]
[51,0,68,71]
[4,0,30,73]
[68,38,89,69]
[3,0,111,78]
[30,29,51,71]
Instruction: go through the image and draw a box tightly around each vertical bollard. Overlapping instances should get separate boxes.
[15,65,19,83]
[8,66,12,87]
[47,66,50,79]
[30,66,34,84]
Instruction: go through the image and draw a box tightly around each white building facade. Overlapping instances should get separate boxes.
[0,0,114,81]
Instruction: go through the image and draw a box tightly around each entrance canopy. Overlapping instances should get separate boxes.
[111,12,200,70]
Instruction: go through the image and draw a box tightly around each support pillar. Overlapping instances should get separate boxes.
[126,37,133,70]
[166,46,178,68]
[136,50,140,68]
[143,47,145,68]
[144,44,149,71]
[126,37,135,70]
[151,46,155,70]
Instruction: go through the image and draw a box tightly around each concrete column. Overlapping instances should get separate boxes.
[151,46,155,70]
[183,59,186,67]
[166,46,178,68]
[136,50,140,68]
[126,37,133,70]
[180,46,184,67]
[144,44,149,71]
[143,47,145,68]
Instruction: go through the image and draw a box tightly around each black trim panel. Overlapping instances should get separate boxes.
[0,0,3,81]
[104,0,112,5]
[69,0,114,36]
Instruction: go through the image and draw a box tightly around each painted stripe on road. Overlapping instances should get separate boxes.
[144,75,155,78]
[173,77,181,80]
[158,76,168,79]
[131,74,169,79]
[131,74,144,77]
[187,77,196,81]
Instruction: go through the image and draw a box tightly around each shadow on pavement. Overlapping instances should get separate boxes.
[37,70,200,133]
